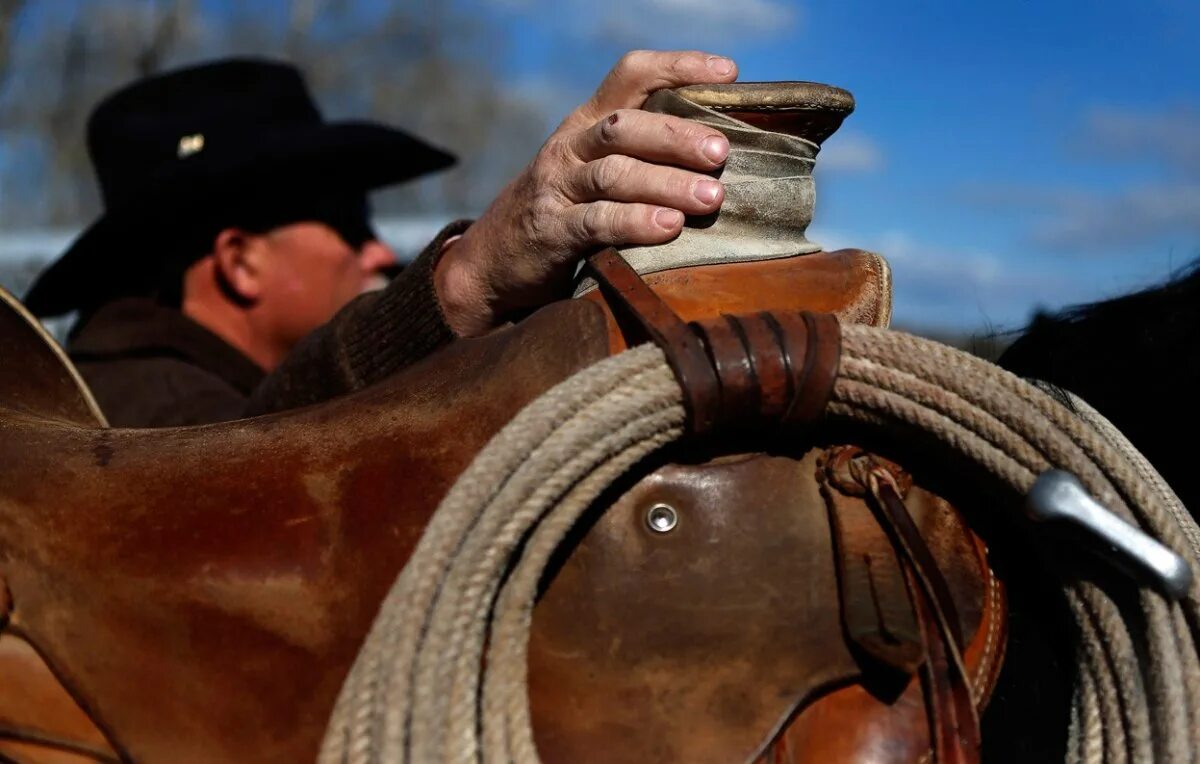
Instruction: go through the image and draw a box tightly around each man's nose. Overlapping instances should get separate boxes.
[359,239,399,274]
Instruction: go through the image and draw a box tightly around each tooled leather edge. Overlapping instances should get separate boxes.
[0,629,124,763]
[865,251,893,328]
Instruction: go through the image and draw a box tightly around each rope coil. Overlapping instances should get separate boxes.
[321,324,1200,764]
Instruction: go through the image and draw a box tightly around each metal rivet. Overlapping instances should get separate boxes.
[177,133,205,158]
[646,503,678,533]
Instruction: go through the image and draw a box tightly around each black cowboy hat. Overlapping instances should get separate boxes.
[24,57,456,317]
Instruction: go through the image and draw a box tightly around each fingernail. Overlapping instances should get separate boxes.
[701,136,728,164]
[655,208,684,230]
[693,179,721,205]
[706,56,734,75]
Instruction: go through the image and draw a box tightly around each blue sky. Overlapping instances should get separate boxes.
[459,0,1200,330]
[3,0,1196,331]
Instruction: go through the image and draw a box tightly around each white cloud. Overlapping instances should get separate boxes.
[962,178,1200,255]
[1078,105,1200,177]
[809,226,1095,330]
[1029,182,1200,252]
[957,103,1200,255]
[817,131,884,173]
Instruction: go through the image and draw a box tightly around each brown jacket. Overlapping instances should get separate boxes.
[67,223,468,427]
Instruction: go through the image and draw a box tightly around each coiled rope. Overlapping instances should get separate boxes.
[320,324,1200,764]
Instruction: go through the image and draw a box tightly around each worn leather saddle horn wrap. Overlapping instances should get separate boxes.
[0,81,1006,763]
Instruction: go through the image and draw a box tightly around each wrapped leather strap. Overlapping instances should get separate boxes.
[585,247,841,436]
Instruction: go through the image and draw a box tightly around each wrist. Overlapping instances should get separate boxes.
[433,228,498,337]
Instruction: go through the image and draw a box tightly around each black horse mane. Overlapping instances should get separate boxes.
[998,259,1200,512]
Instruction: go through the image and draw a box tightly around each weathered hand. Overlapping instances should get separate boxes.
[435,50,737,336]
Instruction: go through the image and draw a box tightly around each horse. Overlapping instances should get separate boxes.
[999,261,1200,514]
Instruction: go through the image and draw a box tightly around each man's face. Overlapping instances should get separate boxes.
[253,221,397,350]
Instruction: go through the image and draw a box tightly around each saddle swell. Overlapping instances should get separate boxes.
[581,248,892,356]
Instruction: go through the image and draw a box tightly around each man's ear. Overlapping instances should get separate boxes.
[212,227,266,303]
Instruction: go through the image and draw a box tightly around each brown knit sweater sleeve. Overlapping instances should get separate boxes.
[244,220,471,415]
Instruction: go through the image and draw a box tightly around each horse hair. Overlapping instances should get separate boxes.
[999,258,1200,514]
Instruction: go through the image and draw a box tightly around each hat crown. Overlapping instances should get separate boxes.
[87,58,322,208]
[25,56,455,318]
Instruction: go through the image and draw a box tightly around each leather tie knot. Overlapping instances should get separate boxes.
[820,445,913,498]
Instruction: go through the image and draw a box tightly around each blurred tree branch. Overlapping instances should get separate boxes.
[0,0,26,89]
[135,0,193,75]
[0,0,553,229]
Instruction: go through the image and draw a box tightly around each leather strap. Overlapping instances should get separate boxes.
[872,479,966,649]
[820,446,983,763]
[869,471,982,763]
[0,578,9,631]
[0,724,121,762]
[915,579,980,764]
[819,465,924,674]
[588,247,721,434]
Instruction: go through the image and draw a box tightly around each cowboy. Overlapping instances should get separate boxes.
[24,51,736,427]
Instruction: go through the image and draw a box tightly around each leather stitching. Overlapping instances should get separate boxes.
[708,104,852,113]
[918,540,1001,764]
[972,574,1002,705]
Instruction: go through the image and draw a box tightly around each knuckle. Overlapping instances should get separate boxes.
[530,140,571,183]
[531,188,563,217]
[537,137,567,165]
[596,109,631,145]
[529,147,556,180]
[615,50,650,76]
[659,114,707,142]
[580,203,613,241]
[520,191,561,244]
[589,155,633,195]
[662,117,692,146]
[661,117,723,158]
[669,50,706,78]
[674,171,701,198]
[615,205,656,243]
[691,122,721,142]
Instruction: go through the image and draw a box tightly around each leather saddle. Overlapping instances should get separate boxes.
[0,84,1006,763]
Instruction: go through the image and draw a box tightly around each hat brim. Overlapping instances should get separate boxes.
[24,120,456,317]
